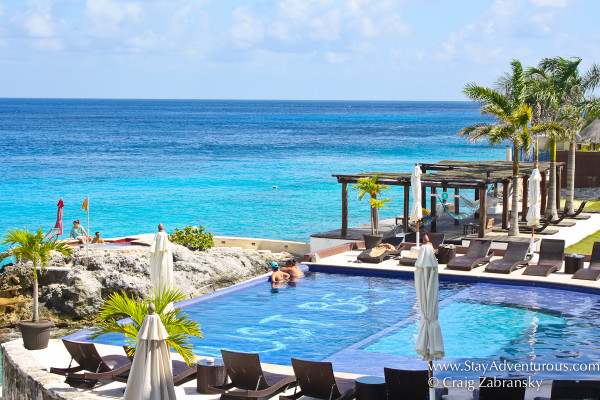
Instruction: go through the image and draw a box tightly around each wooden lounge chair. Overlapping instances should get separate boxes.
[113,346,197,386]
[446,239,494,271]
[357,237,405,264]
[533,379,600,400]
[572,242,600,281]
[473,377,526,399]
[518,218,553,234]
[383,368,448,400]
[49,340,132,388]
[484,242,532,274]
[280,358,355,400]
[399,233,446,266]
[208,350,297,400]
[567,201,588,218]
[522,238,565,277]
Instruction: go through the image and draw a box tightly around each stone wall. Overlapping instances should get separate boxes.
[1,340,101,400]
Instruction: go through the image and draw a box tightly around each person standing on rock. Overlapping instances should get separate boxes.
[149,223,174,308]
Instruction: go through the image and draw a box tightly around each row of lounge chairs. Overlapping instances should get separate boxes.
[50,339,197,388]
[358,234,600,281]
[49,341,600,399]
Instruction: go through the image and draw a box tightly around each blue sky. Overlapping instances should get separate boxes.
[1,0,599,100]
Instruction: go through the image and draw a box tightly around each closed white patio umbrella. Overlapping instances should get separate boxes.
[414,243,444,399]
[123,304,177,400]
[526,167,542,253]
[149,224,174,310]
[410,163,424,247]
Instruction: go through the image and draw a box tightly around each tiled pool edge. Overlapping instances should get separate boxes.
[306,263,600,295]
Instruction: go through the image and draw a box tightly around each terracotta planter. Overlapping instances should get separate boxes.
[363,234,383,249]
[18,319,53,350]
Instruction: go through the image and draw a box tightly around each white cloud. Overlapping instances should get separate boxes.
[231,7,265,48]
[531,0,567,7]
[433,0,573,65]
[228,0,412,64]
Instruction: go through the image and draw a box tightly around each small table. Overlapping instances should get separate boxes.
[564,254,585,274]
[196,361,227,394]
[355,375,386,400]
[437,245,456,265]
[463,223,476,235]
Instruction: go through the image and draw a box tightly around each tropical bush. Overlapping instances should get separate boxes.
[169,225,214,251]
[0,227,73,322]
[89,287,203,366]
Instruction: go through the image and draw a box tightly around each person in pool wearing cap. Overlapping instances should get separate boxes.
[269,262,290,286]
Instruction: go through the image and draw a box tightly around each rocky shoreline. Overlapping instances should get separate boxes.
[0,244,290,340]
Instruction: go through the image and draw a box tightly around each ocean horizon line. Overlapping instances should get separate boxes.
[0,97,470,103]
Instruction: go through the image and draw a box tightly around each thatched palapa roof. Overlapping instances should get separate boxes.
[578,117,600,144]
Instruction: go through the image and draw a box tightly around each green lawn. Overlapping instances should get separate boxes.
[584,200,600,211]
[566,229,600,254]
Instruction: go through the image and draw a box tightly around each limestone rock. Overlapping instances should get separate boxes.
[0,244,288,328]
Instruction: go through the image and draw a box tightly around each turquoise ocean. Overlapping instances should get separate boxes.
[0,99,503,250]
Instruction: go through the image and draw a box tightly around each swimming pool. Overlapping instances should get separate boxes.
[81,272,600,379]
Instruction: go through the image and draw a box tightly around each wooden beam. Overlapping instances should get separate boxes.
[454,188,460,225]
[479,185,487,238]
[341,183,348,238]
[431,187,437,233]
[403,184,410,233]
[540,171,547,215]
[502,180,509,229]
[521,176,528,222]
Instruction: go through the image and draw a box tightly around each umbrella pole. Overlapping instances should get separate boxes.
[416,221,420,248]
[429,360,435,399]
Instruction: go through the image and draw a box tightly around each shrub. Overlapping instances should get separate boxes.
[169,225,214,251]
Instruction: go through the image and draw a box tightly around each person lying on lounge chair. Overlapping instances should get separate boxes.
[281,259,304,278]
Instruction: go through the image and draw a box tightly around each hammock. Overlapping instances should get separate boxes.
[435,185,495,220]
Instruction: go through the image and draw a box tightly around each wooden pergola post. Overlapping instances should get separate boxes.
[454,188,460,226]
[403,183,410,233]
[474,188,480,219]
[431,187,437,233]
[479,185,487,238]
[522,176,528,222]
[540,171,547,215]
[557,165,562,206]
[341,182,348,238]
[502,180,509,229]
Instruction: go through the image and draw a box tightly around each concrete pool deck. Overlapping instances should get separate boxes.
[2,339,556,400]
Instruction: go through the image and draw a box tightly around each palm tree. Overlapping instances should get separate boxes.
[0,228,73,322]
[557,63,600,212]
[527,57,586,218]
[89,287,203,366]
[459,60,532,236]
[352,173,391,235]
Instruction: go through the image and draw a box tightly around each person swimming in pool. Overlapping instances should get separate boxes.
[280,259,304,278]
[269,262,290,290]
[91,231,105,244]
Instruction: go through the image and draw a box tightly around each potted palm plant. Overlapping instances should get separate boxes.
[0,227,73,350]
[353,174,392,249]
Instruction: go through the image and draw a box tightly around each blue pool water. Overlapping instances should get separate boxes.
[0,99,502,254]
[83,273,600,379]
